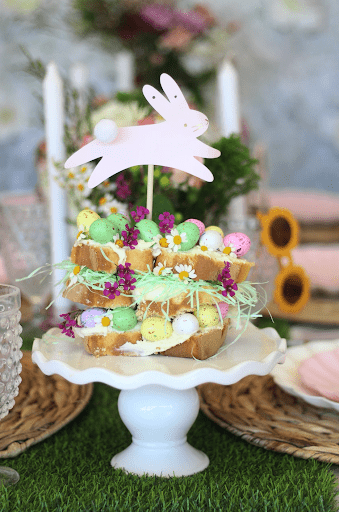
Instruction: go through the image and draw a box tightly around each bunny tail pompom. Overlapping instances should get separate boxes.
[94,119,118,144]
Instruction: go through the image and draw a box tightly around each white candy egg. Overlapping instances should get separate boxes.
[172,313,199,336]
[94,119,118,143]
[199,230,223,251]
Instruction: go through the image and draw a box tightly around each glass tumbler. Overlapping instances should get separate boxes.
[0,285,23,486]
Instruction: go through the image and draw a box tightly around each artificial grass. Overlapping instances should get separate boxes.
[0,331,337,511]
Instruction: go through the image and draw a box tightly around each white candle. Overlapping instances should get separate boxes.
[43,62,71,319]
[217,59,246,221]
[115,51,135,92]
[217,59,241,136]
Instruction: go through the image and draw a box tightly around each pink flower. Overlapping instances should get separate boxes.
[217,262,238,298]
[121,224,140,249]
[58,311,82,338]
[141,4,174,30]
[158,211,175,234]
[116,263,137,291]
[130,206,149,222]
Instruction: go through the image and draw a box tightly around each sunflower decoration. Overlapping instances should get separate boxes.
[258,207,310,314]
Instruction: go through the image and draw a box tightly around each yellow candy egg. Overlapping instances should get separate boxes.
[141,317,173,342]
[76,209,100,230]
[205,226,224,238]
[194,305,220,328]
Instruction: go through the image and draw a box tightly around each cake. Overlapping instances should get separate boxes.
[59,207,258,359]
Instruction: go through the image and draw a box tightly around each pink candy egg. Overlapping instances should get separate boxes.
[213,302,229,319]
[223,232,251,258]
[186,219,205,236]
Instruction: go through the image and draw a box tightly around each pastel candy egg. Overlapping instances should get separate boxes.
[213,302,229,319]
[89,218,116,244]
[80,308,106,328]
[77,209,100,230]
[136,219,160,242]
[107,213,130,234]
[223,232,251,258]
[172,313,199,336]
[199,231,223,252]
[205,225,224,238]
[111,307,137,331]
[176,222,200,251]
[194,305,220,328]
[141,317,173,341]
[186,219,205,236]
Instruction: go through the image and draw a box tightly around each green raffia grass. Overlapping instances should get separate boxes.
[3,337,336,512]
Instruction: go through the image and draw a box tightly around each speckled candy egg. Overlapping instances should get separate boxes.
[136,219,160,242]
[111,307,138,331]
[141,316,173,341]
[172,313,199,336]
[176,222,200,251]
[205,225,224,238]
[107,213,130,234]
[186,219,205,236]
[213,302,229,319]
[199,230,223,252]
[89,218,116,244]
[223,232,251,258]
[80,308,106,328]
[194,305,220,328]
[77,209,100,230]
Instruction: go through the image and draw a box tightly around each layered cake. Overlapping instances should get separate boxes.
[59,207,258,360]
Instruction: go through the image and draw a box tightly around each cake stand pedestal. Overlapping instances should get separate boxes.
[32,321,286,478]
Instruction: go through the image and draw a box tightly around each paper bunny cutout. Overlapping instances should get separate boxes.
[64,73,220,188]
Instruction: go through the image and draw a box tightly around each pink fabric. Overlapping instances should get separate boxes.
[292,245,339,293]
[269,190,339,223]
[298,348,339,402]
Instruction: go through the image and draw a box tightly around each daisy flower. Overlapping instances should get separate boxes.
[151,234,169,257]
[99,198,128,216]
[76,224,88,241]
[222,242,237,258]
[174,264,197,283]
[68,265,82,286]
[166,228,187,252]
[153,262,173,276]
[112,233,125,249]
[97,179,117,193]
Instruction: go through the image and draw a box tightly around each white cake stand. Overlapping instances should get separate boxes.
[32,321,286,478]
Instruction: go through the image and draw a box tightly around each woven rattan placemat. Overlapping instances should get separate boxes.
[198,375,339,464]
[0,351,93,458]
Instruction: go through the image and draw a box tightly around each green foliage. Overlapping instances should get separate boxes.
[255,317,291,340]
[174,135,260,225]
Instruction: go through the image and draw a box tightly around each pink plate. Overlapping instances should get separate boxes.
[298,348,339,402]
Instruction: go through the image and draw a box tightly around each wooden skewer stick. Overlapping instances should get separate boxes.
[146,164,154,220]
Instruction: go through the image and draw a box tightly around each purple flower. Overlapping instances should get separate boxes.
[121,224,140,249]
[116,174,131,200]
[58,311,82,338]
[141,4,174,30]
[130,206,149,223]
[158,211,175,234]
[103,281,121,300]
[116,263,137,291]
[217,262,238,298]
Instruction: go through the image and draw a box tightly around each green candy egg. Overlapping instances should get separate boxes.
[111,307,138,331]
[89,219,116,244]
[136,219,160,242]
[177,222,200,251]
[107,213,130,234]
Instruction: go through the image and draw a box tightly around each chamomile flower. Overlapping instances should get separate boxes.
[99,197,128,216]
[174,264,197,283]
[153,262,173,276]
[76,224,88,242]
[151,234,169,257]
[113,233,125,249]
[166,228,187,252]
[97,179,117,193]
[222,242,237,258]
[69,265,82,286]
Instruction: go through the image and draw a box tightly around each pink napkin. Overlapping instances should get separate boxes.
[298,348,339,402]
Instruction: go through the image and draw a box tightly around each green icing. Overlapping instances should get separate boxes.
[177,222,200,251]
[111,307,137,331]
[136,219,160,242]
[107,213,130,234]
[89,219,116,244]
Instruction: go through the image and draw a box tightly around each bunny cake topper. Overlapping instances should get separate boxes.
[64,73,220,215]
